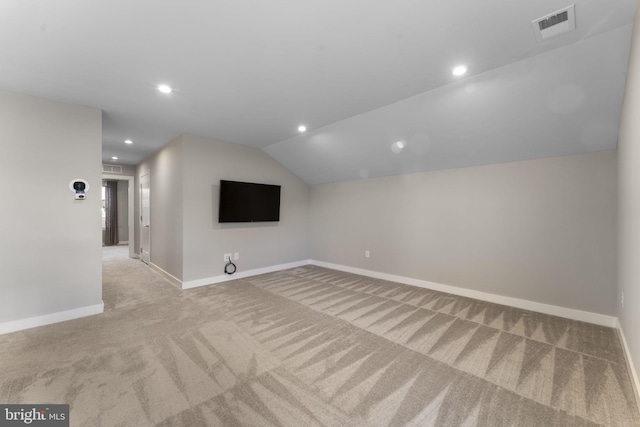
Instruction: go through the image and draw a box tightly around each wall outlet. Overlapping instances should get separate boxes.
[365,250,370,258]
[621,291,624,308]
[224,253,232,262]
[234,252,239,260]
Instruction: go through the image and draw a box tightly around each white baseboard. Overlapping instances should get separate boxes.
[0,301,104,335]
[309,260,618,328]
[616,319,640,410]
[182,260,312,290]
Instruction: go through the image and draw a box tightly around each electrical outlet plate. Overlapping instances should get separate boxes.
[365,250,370,258]
[234,252,239,260]
[224,253,232,262]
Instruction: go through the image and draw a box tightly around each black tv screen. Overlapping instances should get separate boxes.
[219,180,281,223]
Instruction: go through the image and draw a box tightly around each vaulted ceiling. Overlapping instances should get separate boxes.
[0,0,636,184]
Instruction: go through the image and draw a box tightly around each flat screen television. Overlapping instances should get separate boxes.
[219,180,281,223]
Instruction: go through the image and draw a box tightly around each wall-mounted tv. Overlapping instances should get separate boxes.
[219,180,281,223]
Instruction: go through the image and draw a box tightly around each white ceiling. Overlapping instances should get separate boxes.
[0,0,636,184]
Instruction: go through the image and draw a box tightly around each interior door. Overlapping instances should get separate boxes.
[140,172,150,265]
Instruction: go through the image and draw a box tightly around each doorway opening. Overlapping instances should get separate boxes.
[140,172,150,265]
[102,174,135,258]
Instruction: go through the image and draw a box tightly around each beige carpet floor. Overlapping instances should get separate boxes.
[0,246,638,426]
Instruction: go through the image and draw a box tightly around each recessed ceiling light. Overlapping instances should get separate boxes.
[452,65,468,76]
[157,84,172,94]
[124,139,133,145]
[391,141,406,153]
[298,125,307,133]
[111,156,118,160]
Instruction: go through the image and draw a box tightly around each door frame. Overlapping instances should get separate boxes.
[140,171,151,265]
[102,173,135,258]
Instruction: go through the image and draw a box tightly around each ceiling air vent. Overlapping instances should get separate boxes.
[532,4,575,42]
[102,164,123,174]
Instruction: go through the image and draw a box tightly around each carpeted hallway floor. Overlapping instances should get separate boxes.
[0,246,638,426]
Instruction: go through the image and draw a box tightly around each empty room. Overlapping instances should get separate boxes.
[2,1,640,426]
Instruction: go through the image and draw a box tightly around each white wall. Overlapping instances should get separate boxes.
[310,151,617,315]
[137,134,309,284]
[137,136,184,280]
[618,1,640,388]
[182,134,310,282]
[0,90,103,324]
